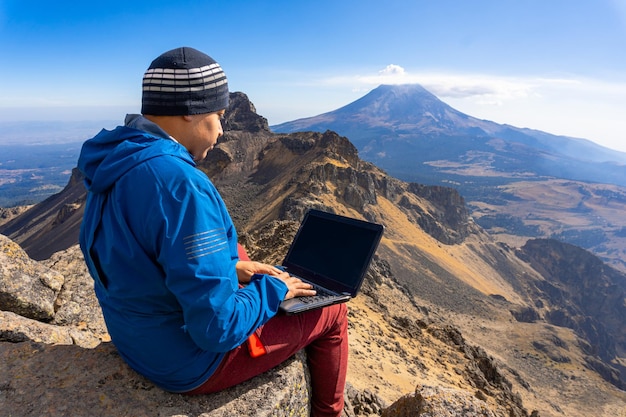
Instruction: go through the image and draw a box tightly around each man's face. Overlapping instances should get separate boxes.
[184,109,225,161]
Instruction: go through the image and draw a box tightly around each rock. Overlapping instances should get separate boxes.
[41,245,108,346]
[0,205,31,227]
[0,310,73,345]
[0,234,64,321]
[344,383,387,416]
[0,341,312,417]
[222,92,270,133]
[509,306,540,323]
[381,385,497,417]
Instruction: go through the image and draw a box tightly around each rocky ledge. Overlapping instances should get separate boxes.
[1,341,311,417]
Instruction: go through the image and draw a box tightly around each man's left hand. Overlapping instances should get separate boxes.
[236,261,284,284]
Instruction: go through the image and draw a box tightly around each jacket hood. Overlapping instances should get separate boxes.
[78,115,194,194]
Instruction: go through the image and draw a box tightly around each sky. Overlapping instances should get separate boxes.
[1,0,626,152]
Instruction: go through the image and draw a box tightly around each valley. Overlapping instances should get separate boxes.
[0,141,82,207]
[468,178,626,272]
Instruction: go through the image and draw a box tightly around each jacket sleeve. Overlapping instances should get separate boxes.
[145,163,288,352]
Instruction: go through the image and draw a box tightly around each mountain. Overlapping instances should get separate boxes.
[272,84,626,185]
[1,92,626,416]
[272,84,626,273]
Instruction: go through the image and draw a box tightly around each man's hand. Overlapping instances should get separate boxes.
[236,261,283,284]
[272,273,316,300]
[235,260,316,300]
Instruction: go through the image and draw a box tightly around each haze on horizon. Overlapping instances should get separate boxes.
[1,0,625,153]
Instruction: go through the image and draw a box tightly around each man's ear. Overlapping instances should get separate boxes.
[182,115,194,122]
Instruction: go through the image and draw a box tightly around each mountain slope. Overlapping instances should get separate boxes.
[0,167,85,260]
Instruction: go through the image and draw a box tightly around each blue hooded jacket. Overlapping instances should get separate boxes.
[78,115,288,392]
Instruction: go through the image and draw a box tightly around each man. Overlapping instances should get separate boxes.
[78,47,348,417]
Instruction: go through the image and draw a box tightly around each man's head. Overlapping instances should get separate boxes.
[141,47,229,161]
[142,46,229,116]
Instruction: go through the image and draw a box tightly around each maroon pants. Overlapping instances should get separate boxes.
[186,303,349,417]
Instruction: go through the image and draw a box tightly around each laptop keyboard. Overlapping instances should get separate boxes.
[300,284,337,304]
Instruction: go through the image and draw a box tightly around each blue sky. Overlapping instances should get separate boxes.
[1,0,626,152]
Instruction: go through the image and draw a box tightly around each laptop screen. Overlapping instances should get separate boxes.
[282,210,384,296]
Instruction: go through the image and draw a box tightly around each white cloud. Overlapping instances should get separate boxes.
[324,66,540,102]
[441,75,626,152]
[378,64,406,76]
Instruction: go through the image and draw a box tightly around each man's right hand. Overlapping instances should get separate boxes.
[273,273,317,300]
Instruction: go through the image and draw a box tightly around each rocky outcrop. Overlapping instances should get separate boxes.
[382,385,499,417]
[0,206,31,227]
[222,91,271,133]
[0,235,64,321]
[404,183,473,244]
[211,125,475,247]
[516,238,626,389]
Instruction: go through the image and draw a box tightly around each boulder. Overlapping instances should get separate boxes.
[0,235,64,321]
[381,385,497,417]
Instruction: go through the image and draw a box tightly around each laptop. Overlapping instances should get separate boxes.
[278,209,384,315]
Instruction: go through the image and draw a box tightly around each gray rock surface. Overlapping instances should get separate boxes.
[0,341,311,417]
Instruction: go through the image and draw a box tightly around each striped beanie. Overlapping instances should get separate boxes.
[141,47,229,116]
